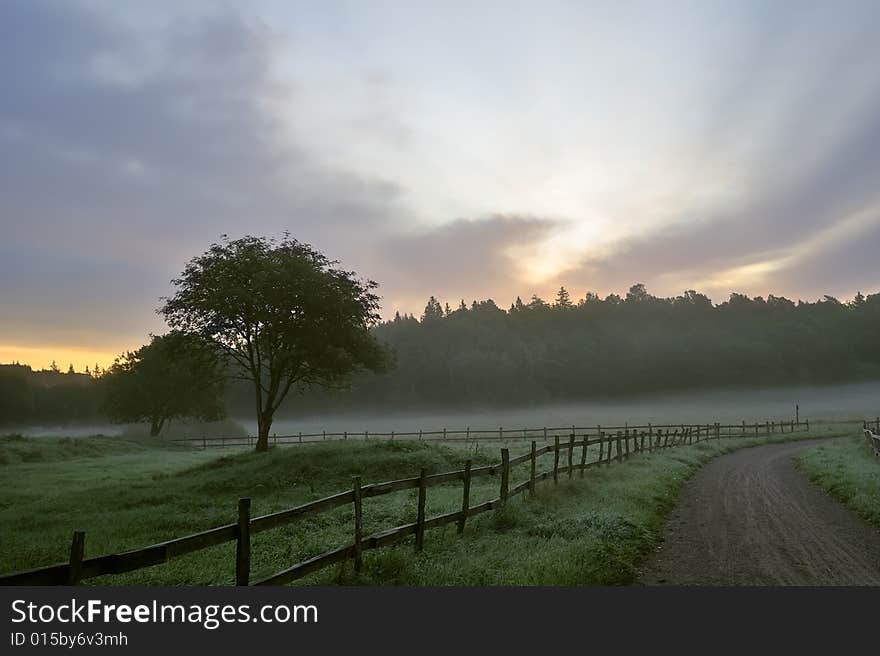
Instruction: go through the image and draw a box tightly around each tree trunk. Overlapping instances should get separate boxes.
[255,412,272,452]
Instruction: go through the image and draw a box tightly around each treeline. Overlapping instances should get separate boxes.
[0,364,101,426]
[275,285,880,414]
[4,285,880,427]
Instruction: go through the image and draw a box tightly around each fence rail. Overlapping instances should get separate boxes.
[169,418,813,449]
[0,417,812,587]
[864,428,880,456]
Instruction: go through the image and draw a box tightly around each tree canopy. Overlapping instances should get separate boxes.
[160,234,389,451]
[101,331,225,436]
[277,285,880,413]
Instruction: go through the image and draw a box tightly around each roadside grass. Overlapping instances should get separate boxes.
[0,436,498,584]
[0,425,851,585]
[323,425,851,586]
[796,433,880,526]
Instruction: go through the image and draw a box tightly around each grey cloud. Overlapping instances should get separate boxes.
[560,12,880,302]
[374,215,561,308]
[0,0,405,347]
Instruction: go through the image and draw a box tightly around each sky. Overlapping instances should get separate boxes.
[2,0,880,370]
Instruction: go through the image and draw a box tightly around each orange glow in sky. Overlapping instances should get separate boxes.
[0,344,129,373]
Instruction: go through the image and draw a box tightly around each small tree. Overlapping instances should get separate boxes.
[422,296,444,322]
[102,332,225,436]
[554,286,572,309]
[160,234,389,452]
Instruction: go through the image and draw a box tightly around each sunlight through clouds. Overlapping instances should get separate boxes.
[2,0,880,364]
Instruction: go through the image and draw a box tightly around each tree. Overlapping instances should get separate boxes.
[625,283,650,304]
[554,286,572,309]
[528,295,549,310]
[102,332,225,436]
[422,296,444,322]
[67,363,75,375]
[161,234,389,452]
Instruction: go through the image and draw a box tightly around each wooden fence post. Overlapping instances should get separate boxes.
[640,430,646,452]
[553,435,560,483]
[543,427,548,442]
[624,430,630,458]
[599,432,605,464]
[568,434,574,478]
[662,429,669,448]
[352,476,363,573]
[235,498,251,586]
[415,469,427,551]
[529,442,537,496]
[580,435,588,477]
[616,431,622,462]
[458,461,471,533]
[67,530,85,585]
[501,448,510,503]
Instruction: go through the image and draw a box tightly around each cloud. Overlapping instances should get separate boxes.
[555,11,880,303]
[3,0,880,363]
[0,0,407,350]
[374,215,562,310]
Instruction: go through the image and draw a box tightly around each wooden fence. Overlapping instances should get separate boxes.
[864,428,880,456]
[169,418,812,449]
[0,418,810,587]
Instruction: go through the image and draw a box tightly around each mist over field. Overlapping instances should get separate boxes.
[251,381,880,436]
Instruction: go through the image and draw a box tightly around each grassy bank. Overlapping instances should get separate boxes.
[796,433,880,526]
[0,426,849,585]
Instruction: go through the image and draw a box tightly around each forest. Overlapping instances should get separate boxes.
[2,285,879,427]
[279,285,880,413]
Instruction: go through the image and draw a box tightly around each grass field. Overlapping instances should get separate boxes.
[796,432,880,526]
[0,424,854,585]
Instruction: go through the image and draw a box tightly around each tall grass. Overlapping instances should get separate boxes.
[0,426,850,585]
[797,434,880,526]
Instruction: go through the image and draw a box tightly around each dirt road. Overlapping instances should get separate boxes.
[638,438,880,585]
